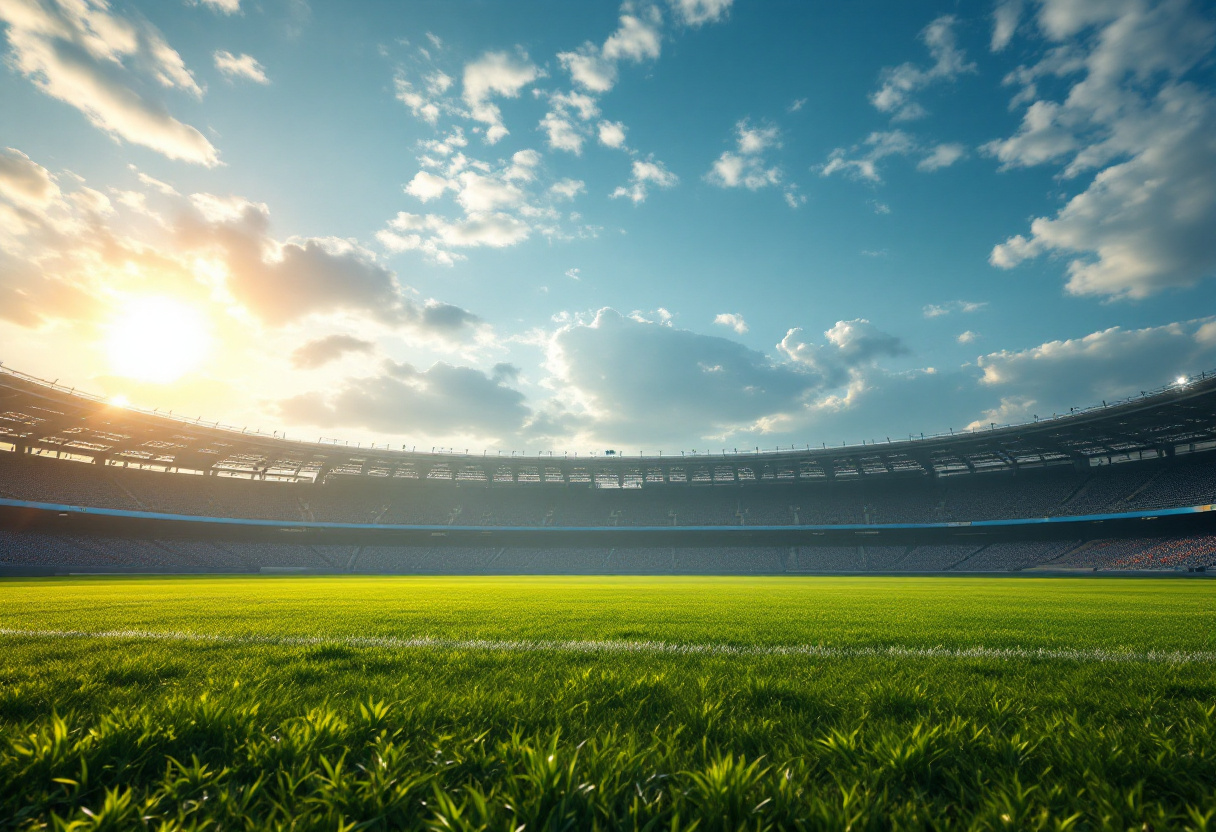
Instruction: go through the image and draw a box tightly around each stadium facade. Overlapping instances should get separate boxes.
[1,367,1214,575]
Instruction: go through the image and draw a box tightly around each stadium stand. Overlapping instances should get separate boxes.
[4,532,1214,574]
[1,367,1215,573]
[3,451,1216,527]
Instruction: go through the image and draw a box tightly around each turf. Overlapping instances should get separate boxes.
[2,575,1215,830]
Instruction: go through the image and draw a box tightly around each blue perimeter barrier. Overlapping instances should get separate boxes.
[2,497,1212,534]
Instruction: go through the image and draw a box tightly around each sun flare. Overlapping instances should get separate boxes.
[105,297,212,384]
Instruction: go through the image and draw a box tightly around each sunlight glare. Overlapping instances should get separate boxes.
[105,297,211,384]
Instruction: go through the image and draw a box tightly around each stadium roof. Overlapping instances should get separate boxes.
[2,366,1215,486]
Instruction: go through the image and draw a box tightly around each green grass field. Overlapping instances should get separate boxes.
[2,575,1216,830]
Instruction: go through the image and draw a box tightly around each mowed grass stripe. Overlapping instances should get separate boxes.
[4,626,1215,664]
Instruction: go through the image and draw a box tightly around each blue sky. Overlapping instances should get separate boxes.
[1,0,1214,453]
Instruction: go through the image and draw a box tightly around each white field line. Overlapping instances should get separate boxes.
[1,627,1214,665]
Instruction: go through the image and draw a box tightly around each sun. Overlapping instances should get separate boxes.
[105,297,212,384]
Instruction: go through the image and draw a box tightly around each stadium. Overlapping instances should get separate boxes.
[3,366,1215,575]
[5,0,1216,826]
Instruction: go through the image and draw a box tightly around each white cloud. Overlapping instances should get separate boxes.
[916,142,967,171]
[871,15,975,121]
[986,0,1216,299]
[0,150,487,349]
[565,267,581,280]
[669,0,733,26]
[279,360,531,443]
[550,90,600,121]
[611,156,679,203]
[714,312,749,334]
[0,0,218,165]
[602,10,663,63]
[821,131,965,182]
[558,7,663,94]
[381,135,593,265]
[557,45,618,94]
[0,147,60,207]
[549,178,585,200]
[819,130,916,182]
[539,111,584,154]
[972,318,1216,423]
[537,91,604,155]
[991,0,1023,51]
[958,330,979,344]
[787,97,807,113]
[462,51,541,143]
[179,195,483,331]
[213,51,269,84]
[196,0,240,12]
[395,78,442,124]
[923,300,987,318]
[496,308,944,447]
[539,308,820,445]
[706,119,792,199]
[136,171,177,196]
[597,120,628,148]
[405,170,456,202]
[291,334,376,369]
[378,210,531,263]
[778,319,907,388]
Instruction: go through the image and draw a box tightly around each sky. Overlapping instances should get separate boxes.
[0,0,1214,455]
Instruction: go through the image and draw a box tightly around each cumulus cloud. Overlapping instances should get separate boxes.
[986,0,1216,299]
[916,142,967,171]
[820,130,965,182]
[602,9,663,63]
[558,7,663,94]
[290,334,376,369]
[462,51,541,143]
[597,119,628,148]
[541,308,811,444]
[377,210,531,263]
[0,0,218,165]
[958,330,979,344]
[539,111,584,154]
[179,195,414,325]
[549,178,585,200]
[377,143,592,265]
[0,151,491,352]
[991,0,1023,51]
[278,360,531,442]
[0,147,60,206]
[611,156,678,203]
[705,119,794,200]
[778,319,907,388]
[971,318,1216,424]
[537,309,908,446]
[713,312,748,334]
[214,50,269,84]
[669,0,733,26]
[536,91,609,156]
[557,45,617,94]
[871,15,975,121]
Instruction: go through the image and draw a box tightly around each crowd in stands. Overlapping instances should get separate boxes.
[1053,536,1216,570]
[4,451,1215,529]
[5,531,1213,573]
